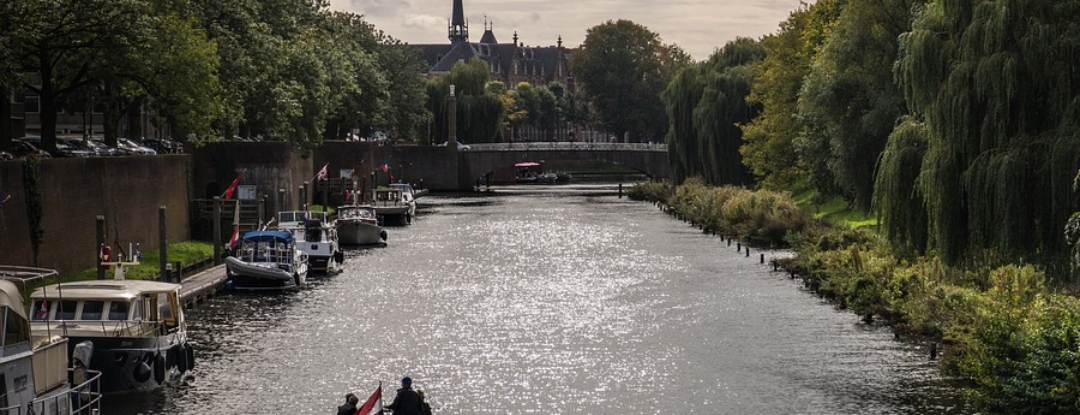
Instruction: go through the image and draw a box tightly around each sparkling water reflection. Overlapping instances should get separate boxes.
[108,184,970,414]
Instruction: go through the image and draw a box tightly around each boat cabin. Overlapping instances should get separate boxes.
[234,230,299,265]
[29,281,184,338]
[1,280,70,407]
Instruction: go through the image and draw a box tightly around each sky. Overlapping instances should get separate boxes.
[327,0,811,61]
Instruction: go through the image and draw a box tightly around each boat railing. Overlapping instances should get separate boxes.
[237,245,295,268]
[50,319,161,338]
[0,369,102,415]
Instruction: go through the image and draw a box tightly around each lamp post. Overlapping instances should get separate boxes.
[448,84,457,148]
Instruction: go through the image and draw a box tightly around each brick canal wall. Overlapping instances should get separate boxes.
[0,156,190,274]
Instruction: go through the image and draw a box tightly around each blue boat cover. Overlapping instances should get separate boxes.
[242,230,295,243]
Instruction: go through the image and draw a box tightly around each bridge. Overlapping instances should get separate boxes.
[459,142,669,183]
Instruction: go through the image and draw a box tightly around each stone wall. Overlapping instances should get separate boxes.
[0,156,190,274]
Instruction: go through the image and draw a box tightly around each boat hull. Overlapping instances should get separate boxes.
[65,335,193,394]
[226,256,305,290]
[337,220,386,246]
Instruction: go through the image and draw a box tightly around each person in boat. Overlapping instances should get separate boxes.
[336,392,358,415]
[385,376,422,415]
[418,389,433,415]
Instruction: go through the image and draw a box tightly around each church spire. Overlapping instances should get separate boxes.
[449,0,469,45]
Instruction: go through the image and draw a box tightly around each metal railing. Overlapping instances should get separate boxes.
[465,141,667,151]
[0,369,102,415]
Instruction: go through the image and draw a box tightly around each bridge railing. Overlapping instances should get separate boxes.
[466,142,666,151]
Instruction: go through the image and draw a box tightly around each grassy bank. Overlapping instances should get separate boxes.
[630,181,1080,414]
[58,240,214,283]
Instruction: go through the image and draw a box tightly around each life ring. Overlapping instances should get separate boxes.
[184,343,196,370]
[154,353,166,384]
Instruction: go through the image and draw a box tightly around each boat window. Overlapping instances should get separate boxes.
[30,300,49,321]
[80,301,105,320]
[57,301,78,320]
[4,308,30,345]
[157,293,174,320]
[108,301,130,320]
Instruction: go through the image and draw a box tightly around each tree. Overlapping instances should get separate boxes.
[798,0,915,208]
[570,20,686,143]
[663,38,764,185]
[890,0,1080,263]
[7,0,146,153]
[425,59,505,145]
[740,0,845,189]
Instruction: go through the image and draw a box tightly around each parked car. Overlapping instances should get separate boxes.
[436,141,471,151]
[141,138,183,154]
[118,138,157,155]
[9,139,52,159]
[52,139,94,158]
[0,151,13,161]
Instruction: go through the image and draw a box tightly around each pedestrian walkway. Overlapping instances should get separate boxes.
[177,264,227,307]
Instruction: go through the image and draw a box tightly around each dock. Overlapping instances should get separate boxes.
[177,264,228,307]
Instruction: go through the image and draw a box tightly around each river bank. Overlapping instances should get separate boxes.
[629,180,1080,414]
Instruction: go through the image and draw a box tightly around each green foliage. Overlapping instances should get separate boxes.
[21,157,43,267]
[425,59,506,144]
[570,20,687,142]
[796,0,914,208]
[663,38,763,186]
[627,181,674,203]
[894,0,1080,262]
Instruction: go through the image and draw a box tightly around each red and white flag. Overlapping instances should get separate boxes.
[228,200,241,248]
[355,384,383,415]
[223,172,243,200]
[316,163,329,181]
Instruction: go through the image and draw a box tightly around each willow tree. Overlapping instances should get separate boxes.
[798,0,916,208]
[893,1,1080,262]
[663,38,763,185]
[425,59,505,145]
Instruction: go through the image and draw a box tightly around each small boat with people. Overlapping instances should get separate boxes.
[0,266,102,414]
[226,230,310,290]
[276,210,344,273]
[27,259,195,394]
[336,204,387,246]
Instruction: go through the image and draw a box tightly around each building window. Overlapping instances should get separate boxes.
[25,90,39,113]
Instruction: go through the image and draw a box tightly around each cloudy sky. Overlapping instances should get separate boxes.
[327,0,810,61]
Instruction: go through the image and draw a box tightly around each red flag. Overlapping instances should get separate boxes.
[316,163,329,181]
[223,173,243,199]
[355,385,383,415]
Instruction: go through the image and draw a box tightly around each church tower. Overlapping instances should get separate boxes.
[448,0,469,45]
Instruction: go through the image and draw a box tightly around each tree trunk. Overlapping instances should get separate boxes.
[37,52,58,154]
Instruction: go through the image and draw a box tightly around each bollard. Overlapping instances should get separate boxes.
[736,242,741,252]
[760,253,765,264]
[746,248,750,258]
[174,261,183,283]
[727,239,731,247]
[929,342,938,360]
[618,183,623,198]
[773,261,778,271]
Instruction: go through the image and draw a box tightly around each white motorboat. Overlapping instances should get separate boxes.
[336,204,387,246]
[276,211,344,273]
[372,188,416,225]
[28,263,195,394]
[0,266,102,414]
[226,230,309,290]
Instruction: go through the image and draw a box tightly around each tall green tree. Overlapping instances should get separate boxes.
[663,38,764,185]
[425,59,505,145]
[798,0,916,208]
[740,0,845,189]
[890,0,1080,264]
[570,20,688,143]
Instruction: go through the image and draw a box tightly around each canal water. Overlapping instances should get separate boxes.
[108,184,971,414]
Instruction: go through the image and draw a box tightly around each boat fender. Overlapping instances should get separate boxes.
[167,345,182,369]
[184,343,196,370]
[133,361,152,383]
[334,250,344,264]
[380,230,388,241]
[294,272,301,286]
[176,345,189,374]
[154,353,166,384]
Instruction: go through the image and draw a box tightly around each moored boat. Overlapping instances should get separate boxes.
[28,265,195,394]
[276,211,344,273]
[371,188,416,225]
[336,204,387,246]
[226,230,309,290]
[0,266,102,414]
